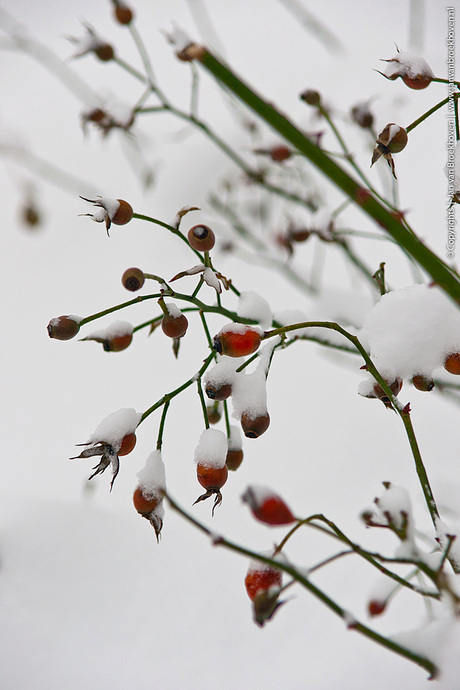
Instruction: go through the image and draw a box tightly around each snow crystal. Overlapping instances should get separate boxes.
[231,369,267,420]
[311,208,333,240]
[237,292,273,330]
[203,267,222,293]
[273,310,310,338]
[358,284,460,380]
[136,450,166,497]
[204,357,239,389]
[89,408,141,447]
[376,483,412,533]
[435,518,460,572]
[98,197,121,220]
[162,22,193,52]
[255,336,280,374]
[216,322,264,338]
[243,484,276,506]
[228,424,242,451]
[384,51,435,79]
[163,301,183,318]
[186,264,206,275]
[85,320,133,340]
[193,428,228,469]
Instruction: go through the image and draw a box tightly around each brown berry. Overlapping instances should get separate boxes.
[103,332,133,352]
[47,315,81,340]
[95,43,115,61]
[188,225,215,252]
[197,463,228,491]
[444,353,460,375]
[300,89,321,106]
[241,411,270,438]
[133,487,158,515]
[205,382,232,401]
[112,199,133,225]
[161,313,188,339]
[226,448,244,471]
[122,267,145,292]
[269,145,292,162]
[412,375,435,392]
[114,3,133,25]
[368,599,386,617]
[118,432,137,456]
[206,405,222,425]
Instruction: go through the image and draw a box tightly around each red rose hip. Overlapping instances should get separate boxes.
[213,325,262,358]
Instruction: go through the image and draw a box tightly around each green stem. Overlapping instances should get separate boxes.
[262,321,441,528]
[406,95,456,134]
[194,49,460,306]
[140,352,215,423]
[165,492,437,678]
[156,400,170,450]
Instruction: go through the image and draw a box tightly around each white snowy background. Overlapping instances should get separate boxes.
[1,0,459,688]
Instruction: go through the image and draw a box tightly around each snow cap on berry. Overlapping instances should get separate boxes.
[89,408,140,451]
[358,284,460,382]
[380,50,434,88]
[194,429,228,469]
[137,450,166,498]
[237,292,272,330]
[231,369,268,421]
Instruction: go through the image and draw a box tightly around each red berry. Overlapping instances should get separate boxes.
[194,462,228,515]
[368,599,386,617]
[188,224,215,252]
[47,315,81,340]
[161,313,188,339]
[444,353,460,375]
[402,74,432,90]
[112,199,133,225]
[269,145,292,162]
[289,227,311,243]
[118,432,137,456]
[241,411,270,438]
[197,463,228,491]
[226,448,244,471]
[133,486,159,515]
[412,375,434,391]
[242,486,295,525]
[245,564,282,601]
[103,332,133,352]
[205,382,232,401]
[213,325,262,358]
[122,267,145,292]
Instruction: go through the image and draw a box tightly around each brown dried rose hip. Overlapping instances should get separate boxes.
[122,267,145,292]
[47,315,81,340]
[444,353,460,375]
[188,225,215,252]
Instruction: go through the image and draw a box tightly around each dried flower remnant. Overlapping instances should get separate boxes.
[67,23,115,61]
[71,409,140,490]
[371,124,408,179]
[79,196,133,235]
